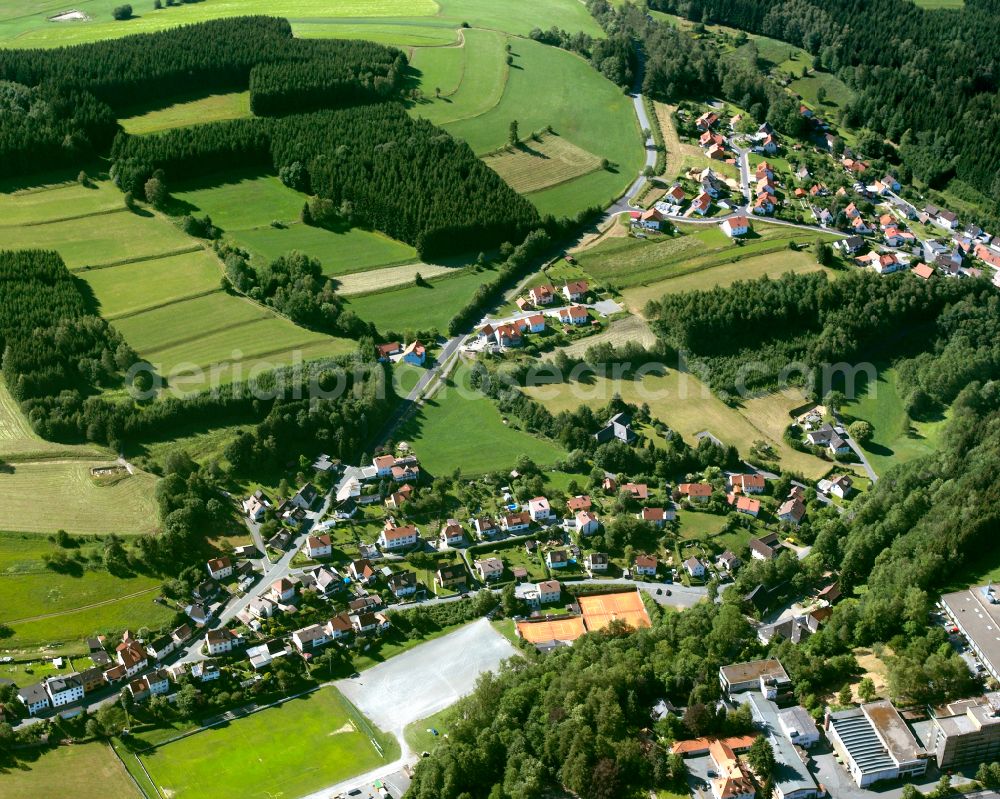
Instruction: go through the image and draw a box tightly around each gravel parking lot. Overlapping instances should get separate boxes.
[335,619,518,735]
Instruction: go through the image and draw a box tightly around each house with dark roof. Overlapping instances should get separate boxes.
[594,412,637,444]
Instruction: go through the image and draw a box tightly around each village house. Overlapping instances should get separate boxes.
[439,519,466,547]
[312,567,342,596]
[475,556,504,582]
[778,498,806,525]
[402,340,426,366]
[806,423,850,454]
[836,235,866,255]
[242,489,271,522]
[376,341,402,361]
[717,550,741,573]
[388,571,418,598]
[527,496,551,521]
[684,557,706,579]
[145,635,175,661]
[292,623,329,653]
[379,522,419,552]
[756,161,774,181]
[116,640,148,678]
[753,193,775,216]
[493,323,522,348]
[385,483,414,509]
[305,534,332,559]
[546,549,569,569]
[912,262,935,280]
[679,482,712,502]
[690,191,712,216]
[501,510,531,532]
[706,142,726,160]
[576,511,600,536]
[18,683,50,716]
[536,579,562,605]
[696,110,719,130]
[622,482,649,500]
[129,670,170,703]
[640,507,675,527]
[585,552,609,574]
[729,473,765,494]
[665,183,686,207]
[373,454,396,477]
[563,280,589,302]
[527,284,555,306]
[728,493,761,517]
[594,412,637,444]
[46,674,85,708]
[721,215,750,238]
[270,577,297,603]
[633,554,658,577]
[567,495,592,512]
[248,596,275,621]
[525,314,546,333]
[474,516,499,539]
[750,532,782,560]
[828,474,854,499]
[191,661,220,682]
[435,564,467,590]
[558,304,589,325]
[186,603,210,626]
[205,627,242,656]
[290,482,319,511]
[326,613,353,641]
[205,557,232,582]
[391,462,420,483]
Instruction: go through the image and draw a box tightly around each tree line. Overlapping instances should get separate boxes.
[110,103,541,260]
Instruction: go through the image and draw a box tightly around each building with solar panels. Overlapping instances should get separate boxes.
[825,700,929,787]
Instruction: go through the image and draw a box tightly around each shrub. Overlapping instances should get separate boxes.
[112,4,133,20]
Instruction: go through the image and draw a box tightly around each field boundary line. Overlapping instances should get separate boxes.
[440,29,511,130]
[106,289,223,321]
[0,205,128,229]
[139,315,270,355]
[71,245,205,273]
[1,585,161,625]
[110,740,161,799]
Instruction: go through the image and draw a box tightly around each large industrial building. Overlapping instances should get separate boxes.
[744,692,821,799]
[941,585,1000,683]
[825,700,929,787]
[926,693,1000,769]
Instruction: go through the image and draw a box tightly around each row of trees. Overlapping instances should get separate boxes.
[110,103,541,259]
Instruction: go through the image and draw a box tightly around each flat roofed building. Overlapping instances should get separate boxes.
[926,692,1000,769]
[825,700,928,787]
[778,705,821,748]
[744,693,820,799]
[720,659,791,695]
[942,585,1000,683]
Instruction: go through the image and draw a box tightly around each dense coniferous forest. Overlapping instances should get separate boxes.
[111,104,541,258]
[0,18,407,177]
[648,0,1000,207]
[0,249,135,410]
[647,270,991,402]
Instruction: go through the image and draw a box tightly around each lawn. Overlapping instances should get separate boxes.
[119,92,251,135]
[444,36,642,215]
[404,704,459,754]
[789,72,855,114]
[0,532,175,650]
[484,133,604,194]
[398,364,565,476]
[4,743,140,799]
[345,266,494,333]
[0,0,438,46]
[292,20,460,46]
[171,174,418,276]
[0,461,159,535]
[410,28,509,126]
[523,366,830,478]
[842,367,949,477]
[139,687,397,799]
[435,0,604,37]
[622,247,833,310]
[81,250,223,319]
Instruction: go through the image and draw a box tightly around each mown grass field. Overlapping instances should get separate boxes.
[5,743,140,799]
[842,367,949,477]
[484,133,603,194]
[436,0,603,37]
[399,363,565,475]
[0,179,121,226]
[0,378,105,461]
[335,261,464,295]
[523,367,829,479]
[411,28,509,126]
[444,36,642,215]
[789,72,855,114]
[0,461,159,535]
[345,267,494,332]
[622,248,833,310]
[171,174,419,276]
[119,91,252,135]
[292,20,459,46]
[0,0,439,46]
[81,250,222,319]
[139,688,397,799]
[0,533,175,650]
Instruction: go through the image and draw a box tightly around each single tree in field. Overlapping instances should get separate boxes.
[816,86,827,104]
[144,176,167,208]
[858,677,877,702]
[435,86,441,98]
[112,4,133,20]
[509,119,519,146]
[849,420,873,444]
[837,684,853,706]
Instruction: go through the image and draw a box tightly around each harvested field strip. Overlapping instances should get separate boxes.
[0,377,103,460]
[0,181,123,226]
[0,204,128,228]
[335,262,463,295]
[483,133,603,194]
[105,289,222,321]
[547,315,657,359]
[140,316,266,356]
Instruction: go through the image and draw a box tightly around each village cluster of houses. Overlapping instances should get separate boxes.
[476,281,594,350]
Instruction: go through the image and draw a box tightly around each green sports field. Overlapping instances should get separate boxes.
[398,364,565,475]
[5,743,141,799]
[138,687,398,799]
